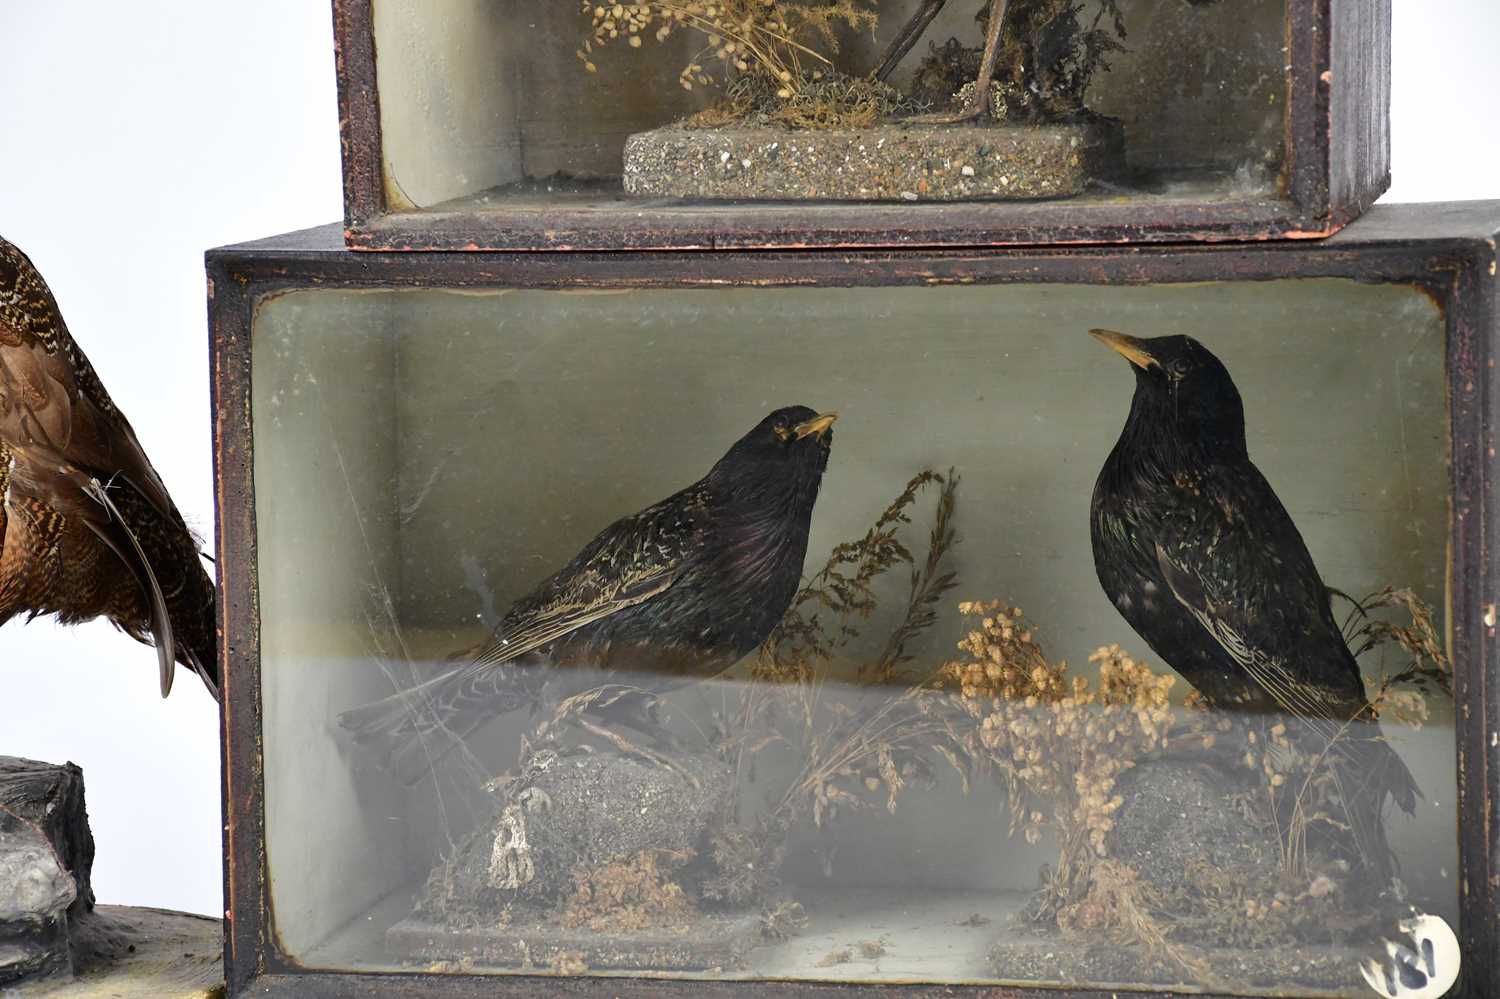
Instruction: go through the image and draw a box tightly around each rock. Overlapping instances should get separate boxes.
[0,756,96,987]
[401,747,756,972]
[419,748,735,919]
[988,756,1382,993]
[1109,757,1274,886]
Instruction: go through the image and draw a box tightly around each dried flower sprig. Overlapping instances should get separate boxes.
[578,0,878,97]
[938,609,1175,865]
[705,469,961,896]
[1335,585,1454,706]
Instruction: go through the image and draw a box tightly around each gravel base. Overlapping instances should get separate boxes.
[388,910,761,974]
[623,118,1124,202]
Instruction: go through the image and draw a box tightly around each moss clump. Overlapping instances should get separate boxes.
[683,70,926,130]
[561,848,696,933]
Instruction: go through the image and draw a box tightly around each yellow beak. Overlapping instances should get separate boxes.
[792,411,839,440]
[1089,329,1158,371]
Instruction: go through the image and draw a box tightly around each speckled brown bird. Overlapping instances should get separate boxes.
[0,237,216,699]
[340,406,837,784]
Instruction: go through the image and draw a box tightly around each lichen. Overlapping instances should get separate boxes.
[910,0,1127,121]
[758,899,808,941]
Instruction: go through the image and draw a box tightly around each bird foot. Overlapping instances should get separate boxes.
[903,95,990,127]
[575,716,701,789]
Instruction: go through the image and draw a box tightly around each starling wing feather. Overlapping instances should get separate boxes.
[1152,540,1362,740]
[339,489,704,784]
[1150,465,1419,872]
[1143,465,1371,718]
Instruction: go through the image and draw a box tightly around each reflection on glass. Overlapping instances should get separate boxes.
[373,0,1289,210]
[253,281,1456,994]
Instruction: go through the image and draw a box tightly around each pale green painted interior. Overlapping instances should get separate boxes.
[371,0,1287,209]
[372,0,710,207]
[252,278,1456,983]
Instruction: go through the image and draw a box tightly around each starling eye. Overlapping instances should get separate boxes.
[1169,359,1191,377]
[773,425,791,441]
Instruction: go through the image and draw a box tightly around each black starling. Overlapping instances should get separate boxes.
[0,237,217,699]
[340,405,838,783]
[1088,329,1418,877]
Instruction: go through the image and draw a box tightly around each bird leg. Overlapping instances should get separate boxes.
[870,0,950,83]
[573,715,701,789]
[597,688,691,755]
[905,0,1009,126]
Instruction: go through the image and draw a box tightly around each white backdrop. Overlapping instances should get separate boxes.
[0,1,1495,919]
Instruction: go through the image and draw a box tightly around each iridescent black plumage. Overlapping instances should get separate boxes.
[340,406,836,783]
[1088,330,1418,878]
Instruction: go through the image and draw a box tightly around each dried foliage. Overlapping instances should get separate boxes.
[911,0,1126,120]
[698,811,785,906]
[743,470,960,823]
[706,470,961,904]
[935,607,1175,917]
[1236,586,1456,881]
[1056,859,1211,983]
[561,848,695,932]
[1338,586,1454,707]
[1160,858,1372,952]
[756,468,957,686]
[579,0,878,96]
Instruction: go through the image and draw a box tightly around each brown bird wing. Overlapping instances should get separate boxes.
[0,239,195,696]
[0,242,176,519]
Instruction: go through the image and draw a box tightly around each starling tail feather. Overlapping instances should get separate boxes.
[338,661,536,785]
[0,237,217,699]
[339,407,836,783]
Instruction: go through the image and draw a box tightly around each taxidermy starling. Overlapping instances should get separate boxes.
[0,237,217,698]
[1088,329,1418,878]
[339,405,838,784]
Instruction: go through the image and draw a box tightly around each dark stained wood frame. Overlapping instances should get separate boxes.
[332,0,1390,252]
[208,202,1499,997]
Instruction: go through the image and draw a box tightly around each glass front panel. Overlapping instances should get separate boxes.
[372,0,1289,214]
[252,279,1457,994]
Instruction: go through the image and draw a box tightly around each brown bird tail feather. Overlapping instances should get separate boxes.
[77,474,177,697]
